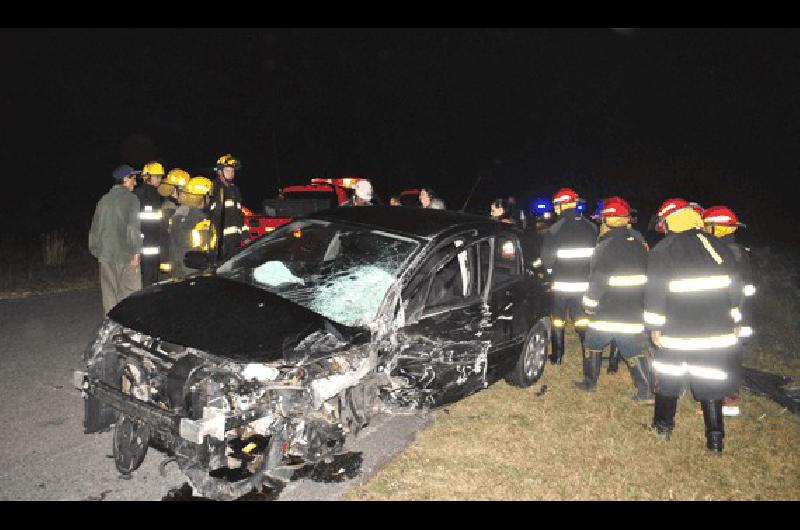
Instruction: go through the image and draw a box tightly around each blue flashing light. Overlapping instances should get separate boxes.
[530,197,553,217]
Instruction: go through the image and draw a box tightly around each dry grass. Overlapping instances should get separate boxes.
[350,332,800,500]
[0,241,97,299]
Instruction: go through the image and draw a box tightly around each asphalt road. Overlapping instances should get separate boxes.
[0,287,431,501]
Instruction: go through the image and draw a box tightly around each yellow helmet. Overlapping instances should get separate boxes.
[142,161,166,177]
[165,168,190,187]
[185,176,213,196]
[191,219,217,251]
[215,154,242,170]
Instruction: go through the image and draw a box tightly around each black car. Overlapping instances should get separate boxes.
[75,206,550,499]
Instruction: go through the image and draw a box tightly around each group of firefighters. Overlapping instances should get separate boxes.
[90,159,754,454]
[89,154,247,313]
[535,187,753,453]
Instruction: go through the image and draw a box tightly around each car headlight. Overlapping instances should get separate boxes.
[241,363,280,382]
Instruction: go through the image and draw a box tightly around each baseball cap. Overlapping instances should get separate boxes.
[112,164,141,182]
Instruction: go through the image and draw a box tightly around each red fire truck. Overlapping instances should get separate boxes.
[242,178,360,246]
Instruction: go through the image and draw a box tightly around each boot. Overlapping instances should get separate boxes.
[607,343,620,374]
[574,350,602,392]
[550,326,565,365]
[701,400,725,453]
[652,394,678,440]
[628,356,654,403]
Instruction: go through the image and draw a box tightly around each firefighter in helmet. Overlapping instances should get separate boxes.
[540,188,598,364]
[135,161,166,287]
[703,205,754,417]
[646,198,742,452]
[157,168,190,277]
[168,176,214,278]
[579,196,652,401]
[208,154,246,262]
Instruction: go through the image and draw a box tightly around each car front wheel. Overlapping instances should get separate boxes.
[506,319,547,388]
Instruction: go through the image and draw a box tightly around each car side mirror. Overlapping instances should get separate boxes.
[184,251,210,270]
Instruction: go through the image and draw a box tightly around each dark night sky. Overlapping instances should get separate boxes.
[2,28,799,246]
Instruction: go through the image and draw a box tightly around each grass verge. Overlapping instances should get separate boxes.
[350,332,800,500]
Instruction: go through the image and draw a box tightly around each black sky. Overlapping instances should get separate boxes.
[2,28,799,245]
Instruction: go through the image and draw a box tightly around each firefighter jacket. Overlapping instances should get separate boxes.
[209,179,246,260]
[134,184,164,260]
[540,208,598,294]
[89,185,142,264]
[644,229,742,351]
[719,233,754,339]
[169,205,209,278]
[160,199,177,266]
[582,227,648,333]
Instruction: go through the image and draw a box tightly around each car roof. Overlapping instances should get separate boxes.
[311,205,498,239]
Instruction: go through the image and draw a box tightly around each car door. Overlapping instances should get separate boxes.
[485,232,538,379]
[392,236,493,406]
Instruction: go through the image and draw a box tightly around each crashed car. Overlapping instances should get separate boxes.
[75,206,550,499]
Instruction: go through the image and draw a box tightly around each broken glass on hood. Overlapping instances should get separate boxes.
[217,220,420,328]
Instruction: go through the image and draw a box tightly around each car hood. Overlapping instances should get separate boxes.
[108,274,365,362]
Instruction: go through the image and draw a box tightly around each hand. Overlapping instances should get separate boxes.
[650,330,662,348]
[131,254,140,268]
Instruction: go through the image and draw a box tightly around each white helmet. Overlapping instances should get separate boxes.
[355,180,373,202]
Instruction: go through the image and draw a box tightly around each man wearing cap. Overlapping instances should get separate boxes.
[540,188,598,365]
[578,197,652,401]
[88,165,143,314]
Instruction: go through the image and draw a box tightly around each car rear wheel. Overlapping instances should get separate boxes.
[507,319,547,388]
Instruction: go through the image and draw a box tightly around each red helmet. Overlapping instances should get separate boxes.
[688,202,704,216]
[552,188,579,204]
[595,196,633,218]
[702,205,744,227]
[655,198,691,233]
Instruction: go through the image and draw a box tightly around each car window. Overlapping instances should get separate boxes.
[216,219,419,327]
[424,241,480,311]
[492,235,521,287]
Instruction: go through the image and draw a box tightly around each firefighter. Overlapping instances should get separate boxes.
[349,180,374,206]
[209,154,246,262]
[134,161,166,287]
[531,197,555,234]
[540,188,598,364]
[703,205,754,417]
[156,168,191,277]
[169,176,213,278]
[578,197,652,401]
[646,198,742,453]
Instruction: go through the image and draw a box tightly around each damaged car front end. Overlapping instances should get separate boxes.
[75,209,549,499]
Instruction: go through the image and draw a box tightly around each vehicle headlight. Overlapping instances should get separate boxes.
[241,363,280,382]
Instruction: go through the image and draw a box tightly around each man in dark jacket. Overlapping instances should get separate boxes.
[646,199,742,453]
[578,197,651,401]
[540,188,598,364]
[169,176,213,278]
[88,165,142,314]
[134,161,166,287]
[208,154,246,262]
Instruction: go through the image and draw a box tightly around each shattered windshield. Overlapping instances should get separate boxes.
[217,220,420,327]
